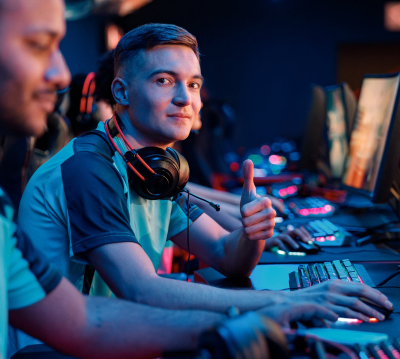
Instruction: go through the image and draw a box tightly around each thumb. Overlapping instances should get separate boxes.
[241,159,257,206]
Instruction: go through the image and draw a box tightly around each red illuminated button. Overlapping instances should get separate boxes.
[315,237,326,242]
[299,209,309,216]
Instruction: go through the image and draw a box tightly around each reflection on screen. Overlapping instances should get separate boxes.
[342,75,400,193]
[326,87,348,178]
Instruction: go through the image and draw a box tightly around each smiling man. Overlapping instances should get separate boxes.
[18,21,393,331]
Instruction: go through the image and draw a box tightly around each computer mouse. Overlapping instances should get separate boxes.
[285,237,320,254]
[359,297,394,320]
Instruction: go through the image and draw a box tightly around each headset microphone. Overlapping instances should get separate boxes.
[182,189,220,211]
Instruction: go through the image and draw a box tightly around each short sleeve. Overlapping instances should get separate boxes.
[167,192,203,239]
[7,215,61,310]
[61,151,139,255]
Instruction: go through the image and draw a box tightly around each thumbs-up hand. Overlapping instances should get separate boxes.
[240,160,276,241]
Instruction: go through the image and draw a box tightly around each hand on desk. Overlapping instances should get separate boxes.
[258,302,338,328]
[285,280,393,322]
[264,226,312,251]
[240,160,276,241]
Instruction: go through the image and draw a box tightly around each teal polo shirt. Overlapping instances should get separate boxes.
[18,122,203,296]
[0,187,61,359]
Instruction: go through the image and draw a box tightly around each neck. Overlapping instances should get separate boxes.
[115,107,173,150]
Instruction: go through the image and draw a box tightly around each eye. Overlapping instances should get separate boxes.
[189,82,201,90]
[156,78,172,85]
[27,39,52,53]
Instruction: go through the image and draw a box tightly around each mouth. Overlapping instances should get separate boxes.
[34,91,57,114]
[167,113,191,120]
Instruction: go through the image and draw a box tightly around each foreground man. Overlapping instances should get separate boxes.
[18,17,392,331]
[1,0,351,358]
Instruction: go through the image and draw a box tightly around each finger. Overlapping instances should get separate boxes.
[241,197,273,218]
[290,228,309,243]
[245,229,274,241]
[304,305,338,323]
[268,238,289,251]
[243,220,275,236]
[266,195,284,212]
[241,207,276,226]
[278,234,299,249]
[327,294,386,321]
[240,160,257,206]
[325,304,370,322]
[299,226,313,240]
[326,281,391,309]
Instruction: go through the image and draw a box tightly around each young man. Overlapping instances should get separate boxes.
[18,20,391,324]
[1,1,348,358]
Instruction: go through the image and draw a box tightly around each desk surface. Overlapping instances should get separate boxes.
[194,262,400,337]
[260,243,400,264]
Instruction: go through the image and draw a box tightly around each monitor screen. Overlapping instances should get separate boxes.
[342,73,400,199]
[325,85,349,179]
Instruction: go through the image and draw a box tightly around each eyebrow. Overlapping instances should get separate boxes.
[148,69,204,83]
[24,27,64,39]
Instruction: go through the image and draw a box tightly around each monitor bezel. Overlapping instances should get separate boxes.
[341,71,400,203]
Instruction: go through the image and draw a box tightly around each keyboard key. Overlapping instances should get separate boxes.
[298,265,312,287]
[289,271,302,290]
[321,219,339,232]
[333,260,349,280]
[307,264,320,285]
[309,221,327,236]
[324,262,338,280]
[315,263,328,281]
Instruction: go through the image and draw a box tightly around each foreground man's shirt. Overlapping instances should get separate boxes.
[0,187,61,358]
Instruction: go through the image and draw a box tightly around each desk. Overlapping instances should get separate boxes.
[194,262,400,337]
[260,243,400,264]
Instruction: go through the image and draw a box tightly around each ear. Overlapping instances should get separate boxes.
[112,77,129,106]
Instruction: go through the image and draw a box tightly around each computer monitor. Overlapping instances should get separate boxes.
[324,83,354,179]
[342,72,400,203]
[300,85,326,172]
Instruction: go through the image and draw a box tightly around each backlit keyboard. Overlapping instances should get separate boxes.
[286,196,335,217]
[278,219,352,247]
[289,259,364,290]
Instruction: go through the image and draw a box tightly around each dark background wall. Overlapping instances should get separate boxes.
[60,0,400,149]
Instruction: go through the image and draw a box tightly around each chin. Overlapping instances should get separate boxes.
[24,114,48,137]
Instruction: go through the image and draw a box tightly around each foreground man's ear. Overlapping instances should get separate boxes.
[112,77,130,106]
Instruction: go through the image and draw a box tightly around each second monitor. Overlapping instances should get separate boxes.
[342,72,400,203]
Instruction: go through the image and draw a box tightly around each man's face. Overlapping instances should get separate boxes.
[125,45,203,146]
[0,0,70,137]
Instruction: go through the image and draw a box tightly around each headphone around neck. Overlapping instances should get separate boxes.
[105,113,190,200]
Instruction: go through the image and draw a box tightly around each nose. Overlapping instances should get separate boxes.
[45,50,71,90]
[172,83,191,107]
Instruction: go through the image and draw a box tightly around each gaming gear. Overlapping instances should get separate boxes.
[77,72,96,124]
[105,112,190,200]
